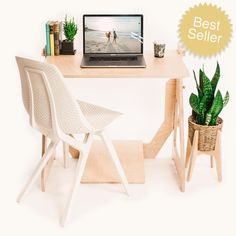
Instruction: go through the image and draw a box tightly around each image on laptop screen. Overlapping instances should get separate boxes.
[84,15,143,54]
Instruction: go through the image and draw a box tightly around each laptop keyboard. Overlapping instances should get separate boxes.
[89,56,138,62]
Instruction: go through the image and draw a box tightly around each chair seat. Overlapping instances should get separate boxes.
[77,100,122,131]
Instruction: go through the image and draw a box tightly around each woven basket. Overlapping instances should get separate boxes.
[188,116,223,151]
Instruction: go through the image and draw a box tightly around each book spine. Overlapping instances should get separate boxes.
[45,22,50,56]
[59,21,63,52]
[53,22,60,56]
[49,23,54,56]
[59,21,63,42]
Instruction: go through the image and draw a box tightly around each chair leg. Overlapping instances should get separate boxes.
[63,142,69,168]
[187,131,199,182]
[185,137,192,168]
[60,134,93,227]
[100,131,129,196]
[17,140,59,203]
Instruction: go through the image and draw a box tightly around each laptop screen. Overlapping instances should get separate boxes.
[83,15,143,54]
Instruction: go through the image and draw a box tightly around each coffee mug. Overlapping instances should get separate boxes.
[153,42,166,58]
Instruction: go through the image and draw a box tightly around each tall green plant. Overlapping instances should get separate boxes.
[63,15,78,41]
[189,62,229,126]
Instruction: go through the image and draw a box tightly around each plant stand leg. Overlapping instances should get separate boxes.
[210,156,214,168]
[185,137,192,168]
[187,131,199,181]
[214,131,222,182]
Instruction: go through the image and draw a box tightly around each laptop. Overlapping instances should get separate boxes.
[80,14,146,68]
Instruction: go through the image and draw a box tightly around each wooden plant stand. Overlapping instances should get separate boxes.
[185,130,222,182]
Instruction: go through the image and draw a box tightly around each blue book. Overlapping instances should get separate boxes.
[45,22,50,56]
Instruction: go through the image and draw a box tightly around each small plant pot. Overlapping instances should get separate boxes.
[60,40,76,55]
[188,116,223,151]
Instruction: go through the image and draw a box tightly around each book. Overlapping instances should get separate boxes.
[53,22,60,56]
[59,21,63,52]
[45,22,50,56]
[49,22,54,56]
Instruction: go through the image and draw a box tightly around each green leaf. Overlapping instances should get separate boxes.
[205,113,212,125]
[63,16,78,41]
[223,91,230,107]
[202,72,212,96]
[199,69,204,91]
[198,94,208,122]
[211,62,220,94]
[193,70,203,99]
[189,93,200,114]
[202,73,213,111]
[210,117,218,125]
[208,90,223,125]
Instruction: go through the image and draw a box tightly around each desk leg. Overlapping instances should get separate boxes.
[172,79,185,192]
[143,79,185,192]
[143,79,176,158]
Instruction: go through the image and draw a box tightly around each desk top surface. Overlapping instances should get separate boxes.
[45,50,189,79]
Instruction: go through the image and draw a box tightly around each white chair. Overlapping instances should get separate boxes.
[16,57,129,226]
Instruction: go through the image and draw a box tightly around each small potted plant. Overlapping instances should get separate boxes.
[61,15,78,55]
[188,62,229,151]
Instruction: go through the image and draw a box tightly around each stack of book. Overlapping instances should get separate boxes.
[45,21,63,56]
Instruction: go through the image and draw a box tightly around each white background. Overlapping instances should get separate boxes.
[0,0,236,235]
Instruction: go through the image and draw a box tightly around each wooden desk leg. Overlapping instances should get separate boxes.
[143,78,185,191]
[178,79,185,192]
[67,134,80,159]
[143,79,176,159]
[40,135,55,192]
[172,79,185,192]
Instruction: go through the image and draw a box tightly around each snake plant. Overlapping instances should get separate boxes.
[63,15,78,41]
[189,62,229,126]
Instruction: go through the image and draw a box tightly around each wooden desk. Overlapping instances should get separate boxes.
[44,50,189,192]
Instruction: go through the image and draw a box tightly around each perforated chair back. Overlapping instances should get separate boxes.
[16,57,93,136]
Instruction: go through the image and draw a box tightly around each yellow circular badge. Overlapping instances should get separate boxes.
[179,3,232,57]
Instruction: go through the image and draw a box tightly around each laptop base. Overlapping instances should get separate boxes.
[80,54,146,68]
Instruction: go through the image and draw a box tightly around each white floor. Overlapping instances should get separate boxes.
[3,149,236,236]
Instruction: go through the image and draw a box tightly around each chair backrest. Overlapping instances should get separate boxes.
[16,57,93,136]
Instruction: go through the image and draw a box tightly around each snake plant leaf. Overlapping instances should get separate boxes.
[189,62,229,126]
[211,62,220,94]
[208,90,223,125]
[223,91,230,107]
[198,94,208,122]
[199,69,204,91]
[193,70,203,98]
[202,74,213,111]
[205,113,212,125]
[189,93,200,114]
[202,72,212,95]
